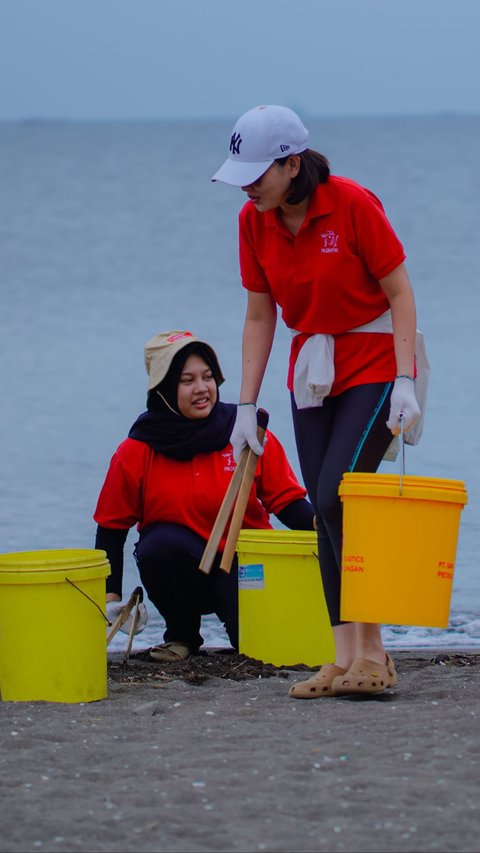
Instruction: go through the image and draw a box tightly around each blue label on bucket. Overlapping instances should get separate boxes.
[238,563,265,590]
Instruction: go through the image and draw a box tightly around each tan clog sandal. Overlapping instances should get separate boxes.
[288,664,347,699]
[149,642,193,662]
[331,653,397,695]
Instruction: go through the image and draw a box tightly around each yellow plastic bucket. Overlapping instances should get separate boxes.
[0,549,110,703]
[339,473,468,627]
[236,530,335,666]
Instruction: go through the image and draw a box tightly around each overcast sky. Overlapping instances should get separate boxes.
[0,0,479,120]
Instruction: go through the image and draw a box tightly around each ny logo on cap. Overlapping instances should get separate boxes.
[230,132,242,155]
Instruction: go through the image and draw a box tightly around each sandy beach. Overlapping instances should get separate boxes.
[1,649,479,853]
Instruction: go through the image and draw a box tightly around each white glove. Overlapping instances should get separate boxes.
[106,600,148,635]
[386,377,420,435]
[230,404,264,463]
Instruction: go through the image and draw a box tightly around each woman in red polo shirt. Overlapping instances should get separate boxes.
[212,105,422,698]
[94,330,314,662]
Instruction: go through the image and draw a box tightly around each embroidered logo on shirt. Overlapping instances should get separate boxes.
[320,230,339,253]
[222,450,235,472]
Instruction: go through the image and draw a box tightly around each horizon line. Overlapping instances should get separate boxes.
[1,109,479,124]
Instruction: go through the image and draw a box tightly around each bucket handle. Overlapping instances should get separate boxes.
[399,416,406,496]
[65,577,110,624]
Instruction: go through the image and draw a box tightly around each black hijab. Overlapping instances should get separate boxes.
[128,343,236,460]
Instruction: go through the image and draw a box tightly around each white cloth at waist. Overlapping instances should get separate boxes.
[291,310,430,449]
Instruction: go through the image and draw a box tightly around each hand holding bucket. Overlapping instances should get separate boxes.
[386,376,420,435]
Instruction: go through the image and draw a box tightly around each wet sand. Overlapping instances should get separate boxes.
[1,649,479,853]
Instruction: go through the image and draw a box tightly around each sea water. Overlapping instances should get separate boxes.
[1,115,479,651]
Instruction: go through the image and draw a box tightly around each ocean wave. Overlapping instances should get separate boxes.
[109,608,480,655]
[381,611,480,649]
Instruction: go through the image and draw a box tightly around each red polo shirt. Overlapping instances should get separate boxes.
[94,430,307,550]
[239,175,406,395]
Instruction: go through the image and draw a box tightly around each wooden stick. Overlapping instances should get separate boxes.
[220,409,269,574]
[122,595,141,666]
[106,586,143,646]
[198,446,249,575]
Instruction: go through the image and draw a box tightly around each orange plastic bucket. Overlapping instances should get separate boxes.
[339,473,468,627]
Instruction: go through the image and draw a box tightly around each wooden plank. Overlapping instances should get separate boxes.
[197,447,249,575]
[220,409,269,574]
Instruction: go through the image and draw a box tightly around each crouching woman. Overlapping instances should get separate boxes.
[94,330,314,661]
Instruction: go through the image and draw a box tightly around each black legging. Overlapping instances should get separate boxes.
[134,523,238,650]
[291,382,394,626]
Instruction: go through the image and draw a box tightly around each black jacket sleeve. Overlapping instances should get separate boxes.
[95,525,129,597]
[275,498,315,531]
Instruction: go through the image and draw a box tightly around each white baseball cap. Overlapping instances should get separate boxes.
[211,104,309,187]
